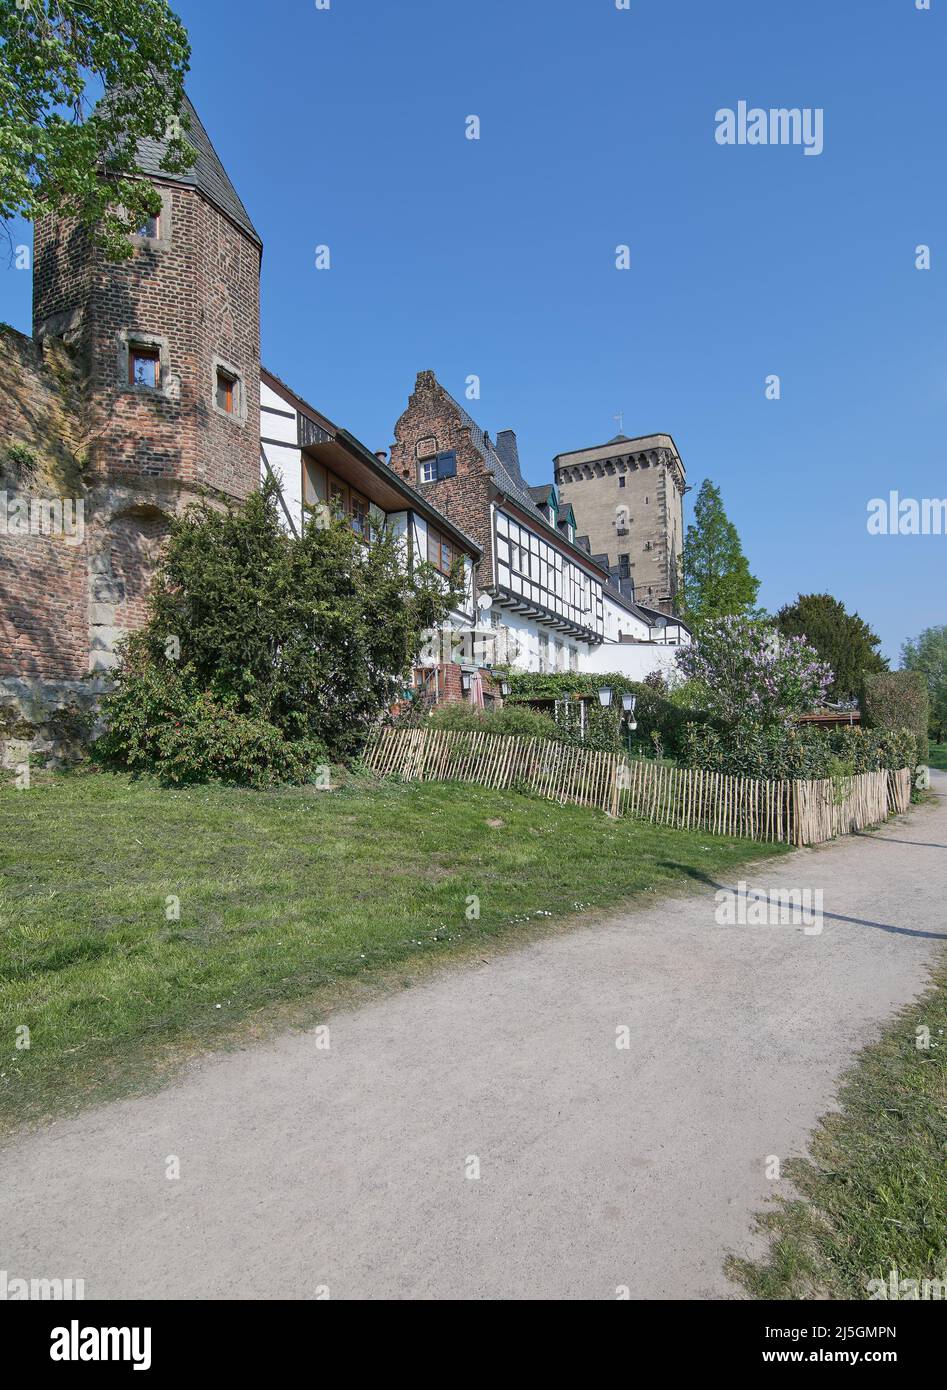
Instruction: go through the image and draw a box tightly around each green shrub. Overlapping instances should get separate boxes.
[3,443,38,482]
[863,671,929,765]
[94,657,326,789]
[502,670,710,759]
[93,482,461,783]
[680,719,917,780]
[554,699,624,753]
[427,702,559,741]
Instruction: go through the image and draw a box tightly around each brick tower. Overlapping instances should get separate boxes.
[1,93,262,751]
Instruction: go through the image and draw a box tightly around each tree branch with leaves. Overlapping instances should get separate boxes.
[0,0,193,259]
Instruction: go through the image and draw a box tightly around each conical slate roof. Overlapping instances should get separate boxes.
[132,92,262,248]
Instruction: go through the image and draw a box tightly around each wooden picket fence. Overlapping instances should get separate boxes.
[366,726,621,813]
[888,767,912,816]
[364,727,911,848]
[791,769,892,846]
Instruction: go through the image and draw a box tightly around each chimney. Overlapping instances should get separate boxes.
[495,429,521,478]
[375,449,388,465]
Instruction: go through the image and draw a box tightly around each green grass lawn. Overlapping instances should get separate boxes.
[928,743,947,772]
[0,769,786,1134]
[729,960,947,1299]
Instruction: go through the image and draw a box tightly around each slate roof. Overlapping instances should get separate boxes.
[601,580,692,632]
[633,599,691,633]
[435,385,602,558]
[437,385,545,519]
[131,92,262,248]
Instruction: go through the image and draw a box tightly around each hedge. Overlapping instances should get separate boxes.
[863,671,929,765]
[503,670,713,759]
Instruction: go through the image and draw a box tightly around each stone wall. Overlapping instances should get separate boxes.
[0,329,89,683]
[0,328,96,761]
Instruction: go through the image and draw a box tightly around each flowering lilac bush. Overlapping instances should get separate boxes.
[676,616,833,734]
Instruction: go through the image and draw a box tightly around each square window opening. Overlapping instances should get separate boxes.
[216,369,237,414]
[129,345,161,389]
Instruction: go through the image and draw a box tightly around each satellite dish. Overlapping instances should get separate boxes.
[477,593,493,610]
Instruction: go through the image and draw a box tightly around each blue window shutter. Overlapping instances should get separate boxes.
[436,451,457,479]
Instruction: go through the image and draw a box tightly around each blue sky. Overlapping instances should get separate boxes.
[3,0,944,659]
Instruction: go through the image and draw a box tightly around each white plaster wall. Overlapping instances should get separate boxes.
[260,382,303,533]
[603,592,650,643]
[260,382,297,442]
[578,643,682,682]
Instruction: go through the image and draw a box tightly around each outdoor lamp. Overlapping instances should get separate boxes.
[598,686,613,708]
[622,692,636,715]
[461,672,472,693]
[500,678,510,697]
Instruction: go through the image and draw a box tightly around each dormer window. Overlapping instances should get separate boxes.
[129,344,161,388]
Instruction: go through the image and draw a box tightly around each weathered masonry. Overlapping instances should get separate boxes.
[1,93,262,755]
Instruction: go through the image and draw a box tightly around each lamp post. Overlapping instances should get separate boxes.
[621,691,637,755]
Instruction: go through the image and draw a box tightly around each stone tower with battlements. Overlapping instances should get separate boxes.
[553,433,685,613]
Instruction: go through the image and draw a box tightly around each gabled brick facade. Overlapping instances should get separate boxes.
[390,369,494,588]
[390,372,612,672]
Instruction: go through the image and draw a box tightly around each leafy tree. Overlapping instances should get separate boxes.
[0,0,193,259]
[862,670,929,767]
[97,484,463,780]
[900,626,947,743]
[676,615,833,735]
[679,480,760,626]
[776,593,887,701]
